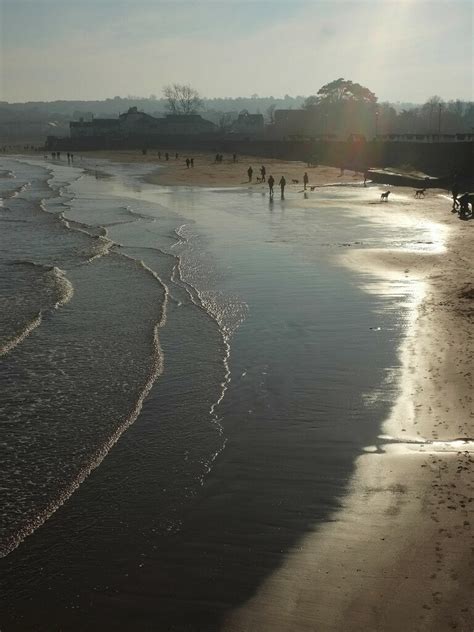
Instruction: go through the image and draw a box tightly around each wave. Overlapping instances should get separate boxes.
[0,255,168,559]
[0,169,15,178]
[0,312,43,357]
[85,236,115,262]
[0,263,74,357]
[4,181,31,199]
[124,205,156,221]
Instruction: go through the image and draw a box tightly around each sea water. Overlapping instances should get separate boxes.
[0,156,440,629]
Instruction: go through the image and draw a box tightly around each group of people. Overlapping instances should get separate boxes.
[247,165,311,199]
[156,152,178,161]
[185,157,195,168]
[47,151,74,162]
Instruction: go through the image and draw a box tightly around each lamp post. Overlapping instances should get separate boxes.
[375,109,379,139]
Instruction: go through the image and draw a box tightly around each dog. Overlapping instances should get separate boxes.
[292,179,299,184]
[310,186,317,191]
[256,176,263,183]
[380,191,391,201]
[414,189,426,198]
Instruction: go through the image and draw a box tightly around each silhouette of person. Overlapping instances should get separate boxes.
[175,153,178,159]
[279,176,286,198]
[268,175,275,196]
[233,153,237,163]
[186,158,190,168]
[458,192,470,218]
[165,152,169,161]
[303,172,309,190]
[451,185,459,210]
[190,158,194,167]
[247,166,253,182]
[260,165,266,182]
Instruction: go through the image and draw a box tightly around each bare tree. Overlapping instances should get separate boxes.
[163,84,203,115]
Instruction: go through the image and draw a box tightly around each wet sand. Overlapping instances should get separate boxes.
[224,190,473,631]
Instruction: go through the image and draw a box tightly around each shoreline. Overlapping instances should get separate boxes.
[3,151,472,629]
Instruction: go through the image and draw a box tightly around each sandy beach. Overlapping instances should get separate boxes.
[144,152,471,630]
[2,150,472,631]
[78,149,361,189]
[222,186,473,631]
[62,151,474,629]
[87,151,471,630]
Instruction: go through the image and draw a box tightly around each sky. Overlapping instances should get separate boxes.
[0,0,473,104]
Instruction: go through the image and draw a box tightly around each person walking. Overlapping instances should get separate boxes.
[303,172,309,190]
[190,158,194,168]
[260,165,266,182]
[279,176,286,198]
[451,185,459,211]
[186,158,190,168]
[247,166,253,182]
[268,175,275,197]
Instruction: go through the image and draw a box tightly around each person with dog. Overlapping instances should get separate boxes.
[451,185,459,211]
[457,192,471,219]
[303,172,309,190]
[268,175,275,197]
[247,166,253,182]
[279,176,286,199]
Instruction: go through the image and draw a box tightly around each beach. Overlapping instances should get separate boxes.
[77,148,361,188]
[224,180,473,631]
[0,151,472,631]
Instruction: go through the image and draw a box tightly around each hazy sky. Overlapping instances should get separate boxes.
[1,0,472,103]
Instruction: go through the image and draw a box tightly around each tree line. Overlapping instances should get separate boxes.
[1,79,472,139]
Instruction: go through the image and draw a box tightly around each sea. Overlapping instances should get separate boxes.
[0,155,442,630]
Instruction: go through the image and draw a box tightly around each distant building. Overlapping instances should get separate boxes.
[271,110,319,139]
[231,112,264,138]
[69,107,217,139]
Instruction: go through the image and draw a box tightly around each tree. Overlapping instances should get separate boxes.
[163,84,203,115]
[303,78,377,109]
[218,112,235,132]
[318,78,377,103]
[266,104,276,124]
[302,95,319,110]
